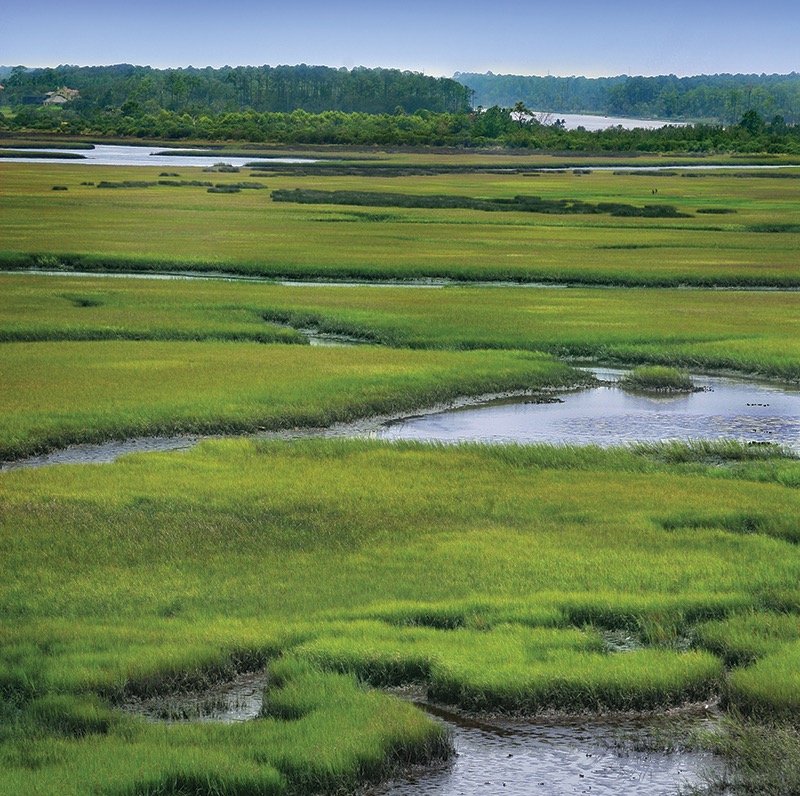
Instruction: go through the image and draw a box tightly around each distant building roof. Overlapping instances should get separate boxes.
[43,87,80,104]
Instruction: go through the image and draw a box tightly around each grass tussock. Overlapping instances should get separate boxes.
[619,365,696,392]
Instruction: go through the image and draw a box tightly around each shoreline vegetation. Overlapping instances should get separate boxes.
[2,65,800,152]
[0,108,798,151]
[2,138,800,795]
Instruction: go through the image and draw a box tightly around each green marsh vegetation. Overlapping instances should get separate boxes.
[3,439,800,793]
[270,187,690,218]
[5,273,800,382]
[2,159,800,286]
[619,366,696,392]
[3,149,800,794]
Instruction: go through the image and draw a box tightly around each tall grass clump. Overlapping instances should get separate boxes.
[726,640,800,718]
[0,656,449,796]
[693,611,800,667]
[696,716,800,796]
[619,365,695,392]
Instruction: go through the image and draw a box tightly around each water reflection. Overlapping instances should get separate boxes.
[3,144,315,168]
[377,369,800,453]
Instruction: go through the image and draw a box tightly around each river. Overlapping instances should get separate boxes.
[527,111,685,131]
[3,142,797,172]
[1,144,316,168]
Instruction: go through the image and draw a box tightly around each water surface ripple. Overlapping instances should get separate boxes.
[373,704,719,796]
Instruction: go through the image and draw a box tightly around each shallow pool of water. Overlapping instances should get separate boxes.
[375,703,720,796]
[377,369,800,453]
[120,672,720,796]
[123,670,267,724]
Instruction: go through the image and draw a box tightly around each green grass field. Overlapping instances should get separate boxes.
[1,159,799,286]
[3,439,800,793]
[2,150,800,795]
[4,273,800,381]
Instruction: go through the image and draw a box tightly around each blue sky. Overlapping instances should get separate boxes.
[5,0,799,78]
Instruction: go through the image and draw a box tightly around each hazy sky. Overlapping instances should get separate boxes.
[4,0,799,78]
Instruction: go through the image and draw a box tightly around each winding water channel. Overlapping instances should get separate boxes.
[4,143,798,172]
[5,367,799,471]
[6,265,795,792]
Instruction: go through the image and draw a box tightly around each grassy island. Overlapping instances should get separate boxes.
[619,366,696,392]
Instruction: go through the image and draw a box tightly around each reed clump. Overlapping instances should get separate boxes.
[619,366,696,392]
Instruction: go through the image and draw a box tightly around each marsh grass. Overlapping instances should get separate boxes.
[693,612,800,667]
[2,161,799,286]
[5,274,800,381]
[3,438,800,792]
[2,661,448,796]
[271,188,690,218]
[0,340,586,460]
[619,365,696,392]
[693,716,800,795]
[3,152,800,792]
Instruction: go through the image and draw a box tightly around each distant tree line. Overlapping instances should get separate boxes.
[0,64,472,115]
[3,102,798,154]
[455,72,800,124]
[5,65,800,126]
[2,64,799,153]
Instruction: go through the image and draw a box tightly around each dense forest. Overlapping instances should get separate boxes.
[1,64,799,153]
[0,64,472,115]
[455,72,800,124]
